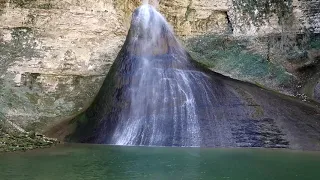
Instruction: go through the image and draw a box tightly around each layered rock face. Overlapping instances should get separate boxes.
[0,0,319,133]
[0,0,126,132]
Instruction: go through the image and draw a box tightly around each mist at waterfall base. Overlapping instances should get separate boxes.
[68,4,320,150]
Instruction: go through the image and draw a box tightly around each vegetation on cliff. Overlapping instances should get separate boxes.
[310,38,320,49]
[185,35,293,90]
[186,33,320,102]
[0,117,58,153]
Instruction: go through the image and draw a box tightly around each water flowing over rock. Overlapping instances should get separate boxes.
[67,4,320,150]
[87,4,203,146]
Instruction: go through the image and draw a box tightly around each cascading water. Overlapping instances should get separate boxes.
[108,3,203,146]
[68,1,320,150]
[86,2,224,147]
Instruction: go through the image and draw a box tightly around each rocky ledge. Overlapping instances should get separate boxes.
[0,130,58,153]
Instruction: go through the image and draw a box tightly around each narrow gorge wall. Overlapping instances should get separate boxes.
[0,0,319,133]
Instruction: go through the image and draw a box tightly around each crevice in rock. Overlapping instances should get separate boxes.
[225,11,233,34]
[21,72,40,90]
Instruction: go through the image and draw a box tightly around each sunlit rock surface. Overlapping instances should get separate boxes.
[0,0,126,132]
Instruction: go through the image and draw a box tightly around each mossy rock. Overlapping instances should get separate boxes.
[310,38,320,50]
[185,34,294,88]
[10,0,37,8]
[0,130,58,153]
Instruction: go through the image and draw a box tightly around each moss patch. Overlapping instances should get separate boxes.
[0,133,58,152]
[310,38,320,50]
[10,0,36,8]
[0,0,7,14]
[9,0,54,9]
[185,35,293,87]
[37,2,52,9]
[0,121,58,153]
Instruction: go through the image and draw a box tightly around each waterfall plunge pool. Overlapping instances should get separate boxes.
[1,144,320,180]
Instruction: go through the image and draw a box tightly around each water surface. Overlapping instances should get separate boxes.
[1,144,320,180]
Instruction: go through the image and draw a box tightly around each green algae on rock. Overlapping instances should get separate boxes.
[0,112,58,153]
[185,35,294,92]
[185,33,320,103]
[0,130,58,153]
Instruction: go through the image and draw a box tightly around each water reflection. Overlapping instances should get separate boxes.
[1,145,320,180]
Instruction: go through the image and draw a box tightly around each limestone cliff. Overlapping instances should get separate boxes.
[0,0,126,132]
[0,0,319,134]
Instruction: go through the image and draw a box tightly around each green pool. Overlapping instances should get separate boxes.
[1,144,320,180]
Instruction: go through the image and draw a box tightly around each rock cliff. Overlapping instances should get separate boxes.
[0,0,319,134]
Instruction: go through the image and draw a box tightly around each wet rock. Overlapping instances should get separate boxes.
[315,82,320,102]
[0,130,58,153]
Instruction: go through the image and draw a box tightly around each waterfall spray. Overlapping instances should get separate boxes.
[142,0,160,8]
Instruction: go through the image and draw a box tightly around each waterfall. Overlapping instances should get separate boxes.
[70,2,320,150]
[81,3,241,147]
[109,4,204,146]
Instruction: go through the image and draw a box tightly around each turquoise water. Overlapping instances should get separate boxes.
[1,144,320,180]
